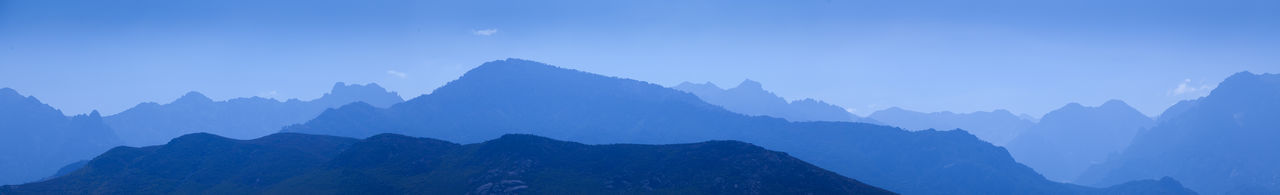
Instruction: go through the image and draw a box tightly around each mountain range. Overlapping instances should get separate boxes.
[281,59,1192,194]
[673,80,878,123]
[1,132,894,194]
[0,88,122,185]
[1004,100,1154,183]
[1077,71,1280,194]
[867,107,1035,146]
[105,82,403,146]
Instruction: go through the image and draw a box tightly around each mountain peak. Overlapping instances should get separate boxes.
[173,91,213,104]
[736,79,764,90]
[318,82,403,108]
[461,58,567,79]
[1210,71,1279,98]
[165,132,234,146]
[0,88,20,98]
[1062,102,1086,109]
[330,82,388,94]
[1101,99,1131,109]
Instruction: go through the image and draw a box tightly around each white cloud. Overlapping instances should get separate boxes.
[473,29,498,36]
[1169,79,1215,96]
[387,70,408,78]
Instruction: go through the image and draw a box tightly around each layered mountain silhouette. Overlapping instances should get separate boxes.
[867,107,1034,146]
[2,132,894,194]
[673,80,878,123]
[0,88,122,185]
[1077,72,1280,194]
[1003,100,1154,183]
[105,82,403,146]
[282,59,1192,194]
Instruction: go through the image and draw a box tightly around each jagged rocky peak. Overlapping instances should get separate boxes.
[319,82,404,108]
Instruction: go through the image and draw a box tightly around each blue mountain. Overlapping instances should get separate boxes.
[0,88,122,185]
[282,59,1193,194]
[105,82,403,146]
[868,107,1034,146]
[1004,100,1153,183]
[2,132,894,194]
[1077,71,1280,194]
[673,80,878,123]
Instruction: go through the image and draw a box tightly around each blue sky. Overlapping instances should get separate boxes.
[1,0,1277,117]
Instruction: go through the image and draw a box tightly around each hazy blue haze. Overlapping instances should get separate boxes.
[3,0,1278,118]
[868,107,1034,146]
[673,80,878,123]
[105,82,402,146]
[1004,100,1153,183]
[0,88,120,185]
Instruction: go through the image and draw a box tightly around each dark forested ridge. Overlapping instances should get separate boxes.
[3,132,895,195]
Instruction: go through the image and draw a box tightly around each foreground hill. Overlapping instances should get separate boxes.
[673,80,878,123]
[105,82,403,146]
[1077,72,1280,194]
[2,133,894,194]
[0,88,122,185]
[1005,100,1153,182]
[283,59,1192,194]
[867,107,1034,146]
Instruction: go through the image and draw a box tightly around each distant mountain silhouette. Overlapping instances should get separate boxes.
[105,82,403,146]
[42,160,87,181]
[1004,100,1154,183]
[282,59,1192,194]
[867,107,1034,145]
[673,80,879,123]
[1077,71,1280,194]
[2,132,895,194]
[0,88,122,185]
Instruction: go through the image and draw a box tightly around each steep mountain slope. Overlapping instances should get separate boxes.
[105,82,403,146]
[283,59,1192,194]
[1004,100,1153,183]
[868,107,1034,145]
[3,132,894,195]
[1077,72,1280,194]
[0,88,122,185]
[673,80,878,123]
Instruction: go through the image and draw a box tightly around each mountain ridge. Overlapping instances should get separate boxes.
[283,58,1193,194]
[105,82,404,146]
[4,132,895,195]
[1078,71,1280,194]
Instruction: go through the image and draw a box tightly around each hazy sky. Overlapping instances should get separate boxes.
[2,0,1277,117]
